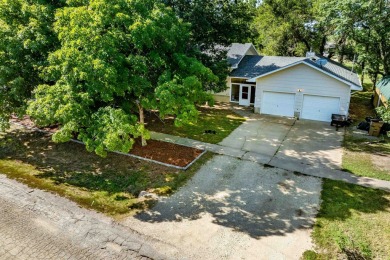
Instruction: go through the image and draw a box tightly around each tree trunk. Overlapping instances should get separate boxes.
[360,61,365,84]
[137,102,147,147]
[337,36,346,64]
[373,73,378,91]
[319,35,326,56]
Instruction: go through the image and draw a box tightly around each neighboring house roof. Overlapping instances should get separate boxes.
[227,43,259,69]
[230,53,362,90]
[376,76,390,101]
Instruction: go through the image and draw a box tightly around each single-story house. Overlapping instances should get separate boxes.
[373,76,390,107]
[213,43,363,122]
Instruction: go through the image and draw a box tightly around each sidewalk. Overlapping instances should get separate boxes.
[150,131,390,192]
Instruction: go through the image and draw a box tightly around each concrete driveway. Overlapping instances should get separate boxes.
[219,115,343,171]
[122,114,342,259]
[271,119,344,172]
[123,156,322,260]
[219,115,295,157]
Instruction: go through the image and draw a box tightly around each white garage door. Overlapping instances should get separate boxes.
[261,92,295,117]
[301,95,340,122]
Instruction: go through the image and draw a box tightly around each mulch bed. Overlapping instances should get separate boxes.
[130,139,203,167]
[10,115,204,168]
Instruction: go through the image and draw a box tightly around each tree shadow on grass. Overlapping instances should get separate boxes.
[0,129,174,197]
[343,133,390,155]
[317,179,390,220]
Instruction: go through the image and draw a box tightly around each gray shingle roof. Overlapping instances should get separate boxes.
[227,43,255,68]
[230,56,305,78]
[304,58,361,87]
[230,54,362,88]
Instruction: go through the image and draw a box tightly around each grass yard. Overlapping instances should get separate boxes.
[0,126,212,218]
[145,104,246,144]
[342,89,390,181]
[306,180,390,259]
[343,134,390,181]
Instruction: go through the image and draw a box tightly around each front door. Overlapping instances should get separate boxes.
[239,85,251,106]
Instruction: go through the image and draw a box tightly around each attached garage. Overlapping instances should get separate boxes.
[261,92,295,117]
[217,44,363,122]
[301,95,340,122]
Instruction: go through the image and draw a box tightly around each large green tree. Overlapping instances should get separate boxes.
[28,0,217,157]
[0,0,63,130]
[253,0,323,56]
[163,0,257,92]
[320,0,390,84]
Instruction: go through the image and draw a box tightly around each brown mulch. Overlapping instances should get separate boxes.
[10,115,204,168]
[130,139,203,167]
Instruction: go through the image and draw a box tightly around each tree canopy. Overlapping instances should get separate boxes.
[0,0,63,130]
[320,0,390,81]
[27,0,217,157]
[252,0,330,57]
[163,0,257,93]
[253,0,390,80]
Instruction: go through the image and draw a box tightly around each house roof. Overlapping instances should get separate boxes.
[304,58,361,87]
[227,43,259,69]
[230,54,362,89]
[230,56,305,78]
[377,76,390,101]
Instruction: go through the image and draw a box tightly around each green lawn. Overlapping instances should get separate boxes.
[145,104,246,144]
[343,134,390,181]
[342,89,390,181]
[0,126,212,218]
[306,180,390,259]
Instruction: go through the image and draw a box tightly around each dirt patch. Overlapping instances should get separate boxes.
[10,115,203,168]
[371,154,390,173]
[130,139,203,168]
[10,115,59,133]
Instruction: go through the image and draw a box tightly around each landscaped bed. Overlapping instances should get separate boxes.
[10,115,204,169]
[0,126,213,217]
[130,139,203,168]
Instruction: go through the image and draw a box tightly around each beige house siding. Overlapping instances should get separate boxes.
[254,64,351,116]
[212,77,230,102]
